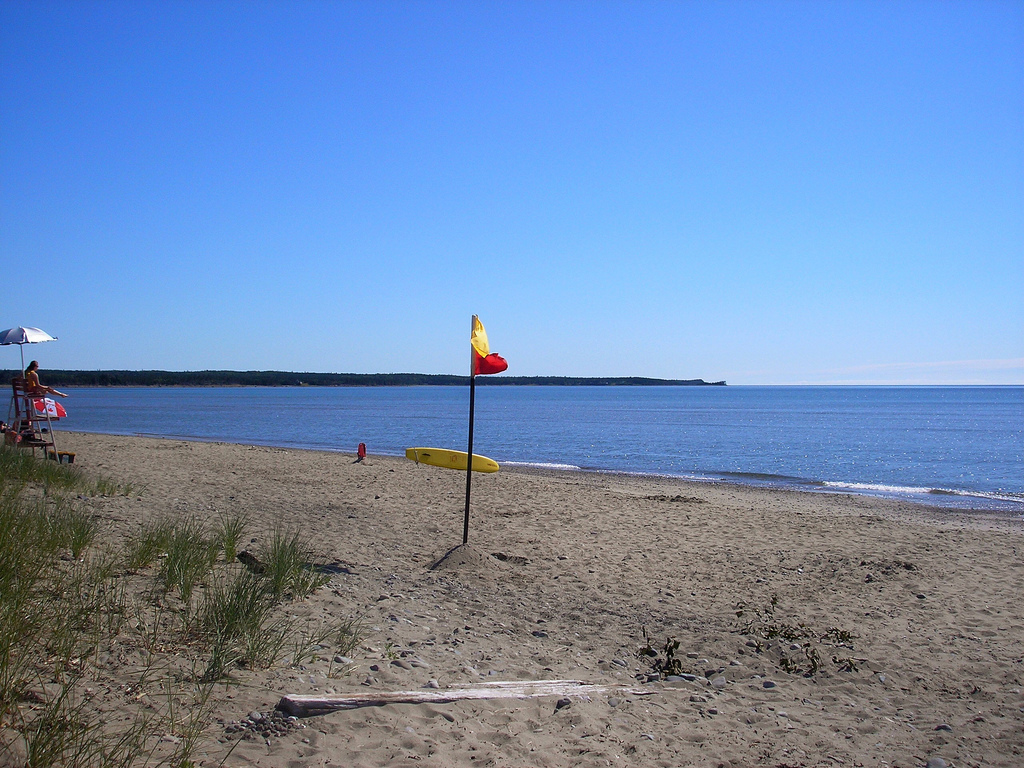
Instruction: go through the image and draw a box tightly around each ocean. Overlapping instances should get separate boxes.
[34,385,1024,514]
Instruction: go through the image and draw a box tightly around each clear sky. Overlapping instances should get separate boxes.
[2,1,1021,384]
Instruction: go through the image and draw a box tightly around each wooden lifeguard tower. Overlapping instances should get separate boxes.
[5,377,64,460]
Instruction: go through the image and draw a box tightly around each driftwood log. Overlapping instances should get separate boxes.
[277,679,653,717]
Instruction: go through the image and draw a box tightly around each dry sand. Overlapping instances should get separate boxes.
[45,432,1024,766]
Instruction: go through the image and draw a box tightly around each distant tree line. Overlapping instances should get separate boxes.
[2,369,726,387]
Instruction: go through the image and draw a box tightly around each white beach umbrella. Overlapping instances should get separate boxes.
[0,326,58,370]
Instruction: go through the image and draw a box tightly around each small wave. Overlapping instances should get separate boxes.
[503,461,582,471]
[937,488,1024,505]
[822,481,931,495]
[719,471,825,486]
[720,471,805,481]
[820,481,1024,508]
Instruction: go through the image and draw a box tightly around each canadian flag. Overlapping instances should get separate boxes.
[33,398,67,419]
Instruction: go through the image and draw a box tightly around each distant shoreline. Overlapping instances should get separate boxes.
[4,370,727,387]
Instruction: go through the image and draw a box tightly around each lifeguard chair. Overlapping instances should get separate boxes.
[6,377,62,459]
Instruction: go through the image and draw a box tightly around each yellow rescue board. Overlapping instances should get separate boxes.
[405,447,500,473]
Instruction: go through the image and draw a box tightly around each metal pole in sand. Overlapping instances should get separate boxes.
[463,316,477,545]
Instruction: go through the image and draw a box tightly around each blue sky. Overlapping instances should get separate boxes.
[2,1,1021,384]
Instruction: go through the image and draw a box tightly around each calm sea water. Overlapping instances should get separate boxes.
[38,385,1023,513]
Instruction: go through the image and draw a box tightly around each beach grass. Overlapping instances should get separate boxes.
[0,448,128,766]
[198,569,280,680]
[0,442,137,500]
[124,518,176,570]
[213,510,249,563]
[260,528,332,599]
[0,444,361,767]
[157,516,219,608]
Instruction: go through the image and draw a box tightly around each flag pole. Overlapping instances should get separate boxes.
[463,315,477,544]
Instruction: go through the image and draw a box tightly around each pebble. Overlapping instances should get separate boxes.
[555,697,572,711]
[391,659,413,670]
[934,723,953,732]
[334,655,353,665]
[532,630,549,638]
[707,708,719,715]
[646,673,661,683]
[608,697,620,708]
[611,658,627,667]
[225,710,300,741]
[711,676,727,689]
[426,679,440,689]
[763,680,777,689]
[925,759,948,768]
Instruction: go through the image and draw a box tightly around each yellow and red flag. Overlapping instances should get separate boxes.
[471,316,508,376]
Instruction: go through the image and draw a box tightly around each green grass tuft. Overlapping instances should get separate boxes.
[124,518,175,570]
[158,517,218,607]
[261,528,331,599]
[213,511,249,563]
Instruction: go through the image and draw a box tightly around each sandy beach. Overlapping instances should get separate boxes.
[22,432,1024,767]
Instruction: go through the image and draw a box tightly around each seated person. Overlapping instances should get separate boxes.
[24,360,67,398]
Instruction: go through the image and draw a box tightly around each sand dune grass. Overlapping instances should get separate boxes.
[0,445,358,768]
